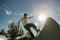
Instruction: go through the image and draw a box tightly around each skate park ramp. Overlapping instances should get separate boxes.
[34,17,60,40]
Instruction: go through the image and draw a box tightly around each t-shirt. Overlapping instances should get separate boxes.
[18,16,32,26]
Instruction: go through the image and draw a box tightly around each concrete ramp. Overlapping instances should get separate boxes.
[34,17,60,40]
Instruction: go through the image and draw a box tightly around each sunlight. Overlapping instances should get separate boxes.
[38,14,46,22]
[0,35,6,40]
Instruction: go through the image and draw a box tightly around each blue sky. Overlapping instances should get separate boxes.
[0,0,60,35]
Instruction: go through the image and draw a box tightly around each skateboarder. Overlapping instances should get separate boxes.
[18,13,38,38]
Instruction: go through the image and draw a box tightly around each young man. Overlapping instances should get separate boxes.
[18,13,38,38]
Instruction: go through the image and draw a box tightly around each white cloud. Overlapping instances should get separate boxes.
[14,12,23,17]
[14,12,18,15]
[9,20,13,24]
[5,9,12,15]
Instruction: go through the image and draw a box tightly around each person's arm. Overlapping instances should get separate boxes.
[28,16,33,19]
[18,20,20,27]
[18,18,22,27]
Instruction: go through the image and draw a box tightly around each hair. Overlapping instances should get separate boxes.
[24,13,27,16]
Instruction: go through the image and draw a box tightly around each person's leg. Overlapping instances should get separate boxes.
[29,23,37,31]
[24,24,35,38]
[29,30,35,38]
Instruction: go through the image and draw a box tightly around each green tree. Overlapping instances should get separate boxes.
[7,21,24,39]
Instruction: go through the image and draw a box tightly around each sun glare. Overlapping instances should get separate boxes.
[38,14,46,22]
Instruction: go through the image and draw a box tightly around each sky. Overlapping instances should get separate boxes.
[0,0,60,36]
